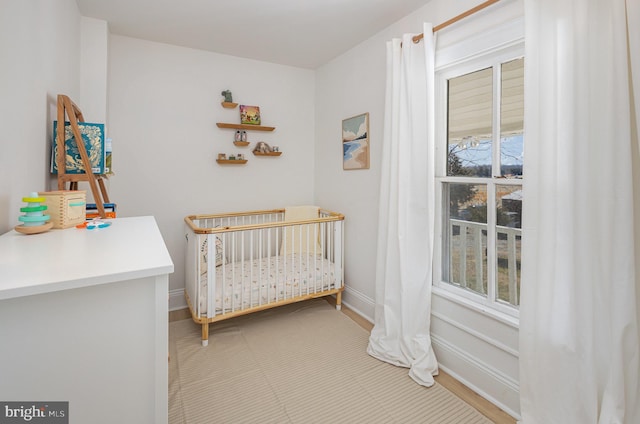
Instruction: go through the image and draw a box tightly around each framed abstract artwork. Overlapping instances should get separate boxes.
[342,112,370,170]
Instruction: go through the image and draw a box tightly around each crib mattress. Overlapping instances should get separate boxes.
[199,253,337,314]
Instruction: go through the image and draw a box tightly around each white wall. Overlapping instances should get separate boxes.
[80,17,109,125]
[0,0,81,234]
[107,36,316,302]
[314,30,386,318]
[314,0,523,418]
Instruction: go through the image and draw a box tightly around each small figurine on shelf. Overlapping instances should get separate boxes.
[14,192,53,235]
[218,153,227,160]
[234,131,242,142]
[237,153,244,160]
[253,141,272,154]
[229,154,236,160]
[221,90,233,103]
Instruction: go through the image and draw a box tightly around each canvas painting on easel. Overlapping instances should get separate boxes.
[51,121,105,174]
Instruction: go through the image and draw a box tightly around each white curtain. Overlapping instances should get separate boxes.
[366,23,438,387]
[520,0,640,423]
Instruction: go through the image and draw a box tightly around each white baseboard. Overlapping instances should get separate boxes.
[169,289,187,311]
[432,334,521,419]
[341,286,375,322]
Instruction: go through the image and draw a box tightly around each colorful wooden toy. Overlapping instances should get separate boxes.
[14,192,54,235]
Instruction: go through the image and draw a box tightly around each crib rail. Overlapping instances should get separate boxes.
[184,209,345,341]
[185,208,344,234]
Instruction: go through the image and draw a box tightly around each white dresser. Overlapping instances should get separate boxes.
[0,216,174,424]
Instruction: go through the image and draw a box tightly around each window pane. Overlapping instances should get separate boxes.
[448,137,492,177]
[496,185,522,306]
[500,58,524,176]
[444,183,488,296]
[447,67,493,177]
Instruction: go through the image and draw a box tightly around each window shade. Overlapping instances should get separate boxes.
[447,58,524,142]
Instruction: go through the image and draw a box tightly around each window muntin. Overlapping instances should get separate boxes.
[438,56,524,315]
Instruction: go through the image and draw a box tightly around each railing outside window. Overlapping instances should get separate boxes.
[448,219,520,306]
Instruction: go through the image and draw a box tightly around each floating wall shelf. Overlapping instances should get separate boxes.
[216,123,276,132]
[253,151,282,157]
[216,159,248,165]
[233,141,250,147]
[221,102,238,109]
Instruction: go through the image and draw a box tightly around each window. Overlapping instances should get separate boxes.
[435,49,524,316]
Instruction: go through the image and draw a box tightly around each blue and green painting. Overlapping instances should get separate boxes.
[342,113,369,169]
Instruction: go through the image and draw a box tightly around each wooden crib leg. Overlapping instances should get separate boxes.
[202,323,209,347]
[336,291,342,311]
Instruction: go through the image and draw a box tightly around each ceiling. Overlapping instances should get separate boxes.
[75,0,432,69]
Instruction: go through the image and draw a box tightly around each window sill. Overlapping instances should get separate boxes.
[432,285,520,329]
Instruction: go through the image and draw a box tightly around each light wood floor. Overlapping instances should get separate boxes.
[169,298,516,424]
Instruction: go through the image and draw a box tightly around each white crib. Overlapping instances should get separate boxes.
[184,207,344,346]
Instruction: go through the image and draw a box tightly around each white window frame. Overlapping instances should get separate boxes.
[433,29,524,321]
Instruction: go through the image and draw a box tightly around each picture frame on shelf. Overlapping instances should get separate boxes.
[342,112,370,170]
[239,105,261,125]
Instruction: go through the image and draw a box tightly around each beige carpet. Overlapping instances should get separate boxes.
[169,298,492,424]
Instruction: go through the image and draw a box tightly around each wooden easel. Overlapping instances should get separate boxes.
[55,94,110,219]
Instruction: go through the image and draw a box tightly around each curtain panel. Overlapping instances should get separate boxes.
[367,23,439,387]
[520,0,640,422]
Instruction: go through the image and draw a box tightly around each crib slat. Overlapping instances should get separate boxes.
[206,234,215,318]
[231,231,236,313]
[266,229,271,305]
[221,232,226,315]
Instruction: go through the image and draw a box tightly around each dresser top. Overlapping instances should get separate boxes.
[0,216,174,300]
